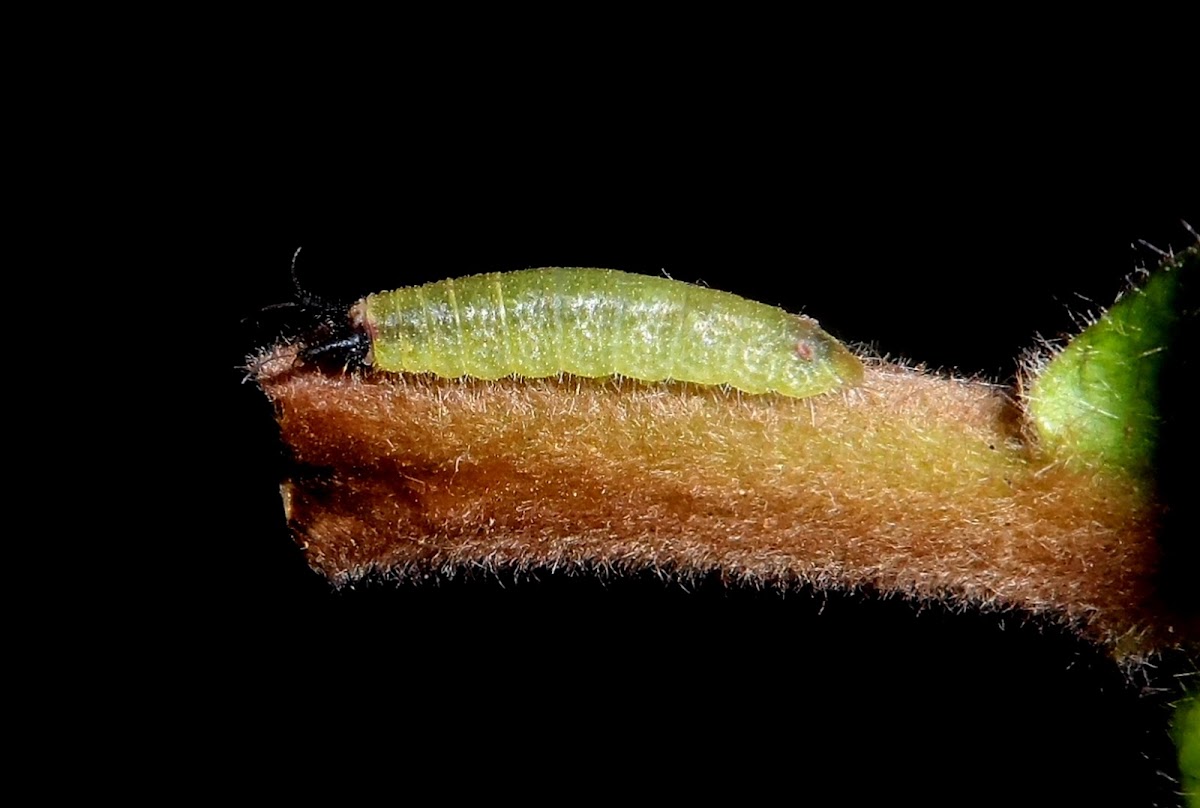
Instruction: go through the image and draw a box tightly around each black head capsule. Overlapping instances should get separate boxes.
[257,249,373,373]
[297,313,371,372]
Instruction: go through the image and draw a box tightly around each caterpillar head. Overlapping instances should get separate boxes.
[298,312,371,372]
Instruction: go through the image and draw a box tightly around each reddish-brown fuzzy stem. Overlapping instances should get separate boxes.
[255,346,1194,661]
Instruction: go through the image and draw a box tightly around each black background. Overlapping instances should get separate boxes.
[213,125,1196,803]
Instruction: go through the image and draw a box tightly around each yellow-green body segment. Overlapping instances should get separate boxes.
[352,268,863,397]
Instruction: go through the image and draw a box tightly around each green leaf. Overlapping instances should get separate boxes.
[1029,241,1196,477]
[1175,690,1200,807]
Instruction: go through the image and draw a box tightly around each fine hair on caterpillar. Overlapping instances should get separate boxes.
[293,266,864,397]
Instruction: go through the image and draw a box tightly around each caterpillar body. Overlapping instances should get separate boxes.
[319,268,862,398]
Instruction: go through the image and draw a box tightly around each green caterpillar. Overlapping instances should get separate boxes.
[316,268,862,398]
